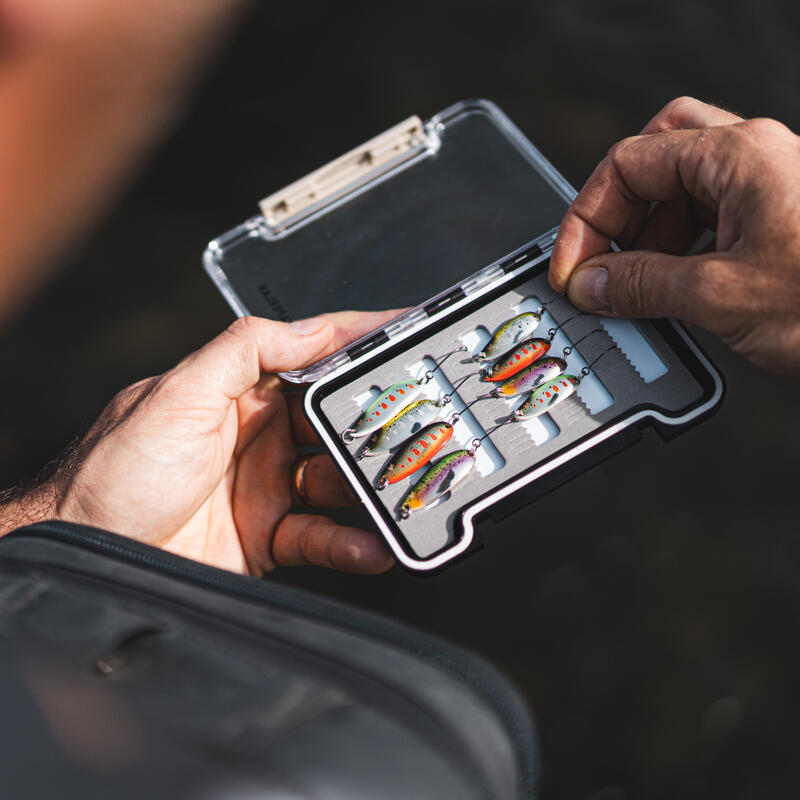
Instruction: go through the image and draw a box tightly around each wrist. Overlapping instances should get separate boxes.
[0,481,59,536]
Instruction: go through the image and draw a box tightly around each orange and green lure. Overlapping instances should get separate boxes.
[377,421,454,488]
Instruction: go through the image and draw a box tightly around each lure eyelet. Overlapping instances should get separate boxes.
[400,503,411,520]
[342,428,356,443]
[376,477,388,491]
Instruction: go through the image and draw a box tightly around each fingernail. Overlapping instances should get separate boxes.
[289,316,328,335]
[568,267,611,313]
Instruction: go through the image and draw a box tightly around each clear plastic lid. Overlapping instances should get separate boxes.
[203,99,576,381]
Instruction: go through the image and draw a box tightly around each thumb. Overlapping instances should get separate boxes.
[566,250,723,326]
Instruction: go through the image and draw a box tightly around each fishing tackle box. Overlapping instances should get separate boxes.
[204,99,724,574]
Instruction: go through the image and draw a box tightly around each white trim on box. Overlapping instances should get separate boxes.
[304,257,724,572]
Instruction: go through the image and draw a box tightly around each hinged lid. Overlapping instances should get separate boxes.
[203,99,576,382]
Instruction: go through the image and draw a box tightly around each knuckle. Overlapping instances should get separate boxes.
[739,116,790,141]
[227,315,260,340]
[660,95,701,125]
[612,256,651,315]
[606,135,638,162]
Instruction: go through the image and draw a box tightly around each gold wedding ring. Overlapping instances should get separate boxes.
[293,455,312,506]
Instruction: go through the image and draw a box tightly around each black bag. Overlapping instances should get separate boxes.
[0,522,537,799]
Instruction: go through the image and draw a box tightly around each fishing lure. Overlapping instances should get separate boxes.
[493,356,568,397]
[479,311,585,381]
[481,338,551,381]
[377,421,454,488]
[472,312,542,363]
[357,399,444,458]
[471,295,566,363]
[398,419,512,518]
[400,449,476,518]
[514,344,618,420]
[342,346,466,442]
[492,328,605,397]
[514,374,581,418]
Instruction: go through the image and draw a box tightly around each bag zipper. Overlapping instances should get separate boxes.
[6,521,537,798]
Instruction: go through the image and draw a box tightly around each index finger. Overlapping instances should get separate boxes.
[549,126,722,292]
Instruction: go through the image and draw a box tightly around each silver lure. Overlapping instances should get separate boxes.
[357,399,442,458]
[343,380,425,442]
[515,374,580,419]
[474,312,542,362]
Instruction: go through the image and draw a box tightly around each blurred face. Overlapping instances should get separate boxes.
[0,0,245,326]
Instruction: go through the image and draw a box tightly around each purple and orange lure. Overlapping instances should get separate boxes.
[377,421,454,488]
[400,448,476,518]
[482,338,551,382]
[493,356,567,397]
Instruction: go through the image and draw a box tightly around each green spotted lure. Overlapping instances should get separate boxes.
[342,347,467,442]
[472,312,542,363]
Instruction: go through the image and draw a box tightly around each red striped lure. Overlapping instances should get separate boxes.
[341,347,467,442]
[377,421,454,488]
[481,338,551,382]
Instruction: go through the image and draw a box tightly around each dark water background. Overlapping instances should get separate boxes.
[2,2,800,797]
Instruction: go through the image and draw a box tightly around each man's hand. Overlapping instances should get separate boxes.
[1,312,398,576]
[550,96,800,377]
